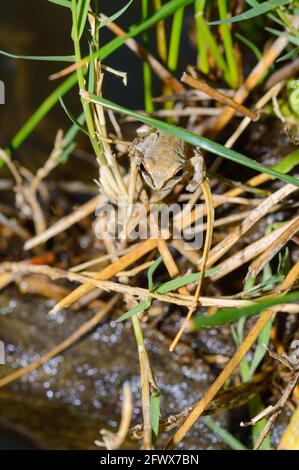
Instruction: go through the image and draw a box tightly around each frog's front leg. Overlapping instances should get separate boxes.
[186,148,206,192]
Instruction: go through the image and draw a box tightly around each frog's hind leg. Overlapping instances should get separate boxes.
[169,179,214,352]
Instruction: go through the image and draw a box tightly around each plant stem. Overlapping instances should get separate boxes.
[71,0,106,166]
[142,0,154,112]
[217,0,238,88]
[195,0,209,73]
[168,6,184,72]
[195,0,228,77]
[152,0,168,62]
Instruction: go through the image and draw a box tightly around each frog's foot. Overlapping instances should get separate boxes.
[186,148,206,192]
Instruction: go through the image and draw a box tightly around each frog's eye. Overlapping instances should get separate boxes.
[139,162,147,174]
[175,167,184,178]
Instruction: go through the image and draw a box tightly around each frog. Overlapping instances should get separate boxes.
[129,125,206,196]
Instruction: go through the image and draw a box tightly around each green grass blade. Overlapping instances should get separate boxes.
[272,148,299,174]
[76,0,91,39]
[168,6,185,72]
[208,0,290,25]
[203,418,247,450]
[99,0,133,29]
[142,0,154,113]
[0,50,74,62]
[248,317,272,377]
[217,0,239,88]
[150,390,161,445]
[193,291,299,329]
[62,112,85,148]
[236,33,263,60]
[82,93,299,187]
[156,268,219,294]
[117,299,151,323]
[48,0,71,7]
[147,256,163,291]
[266,27,299,47]
[6,72,78,156]
[59,97,89,135]
[195,0,209,73]
[277,47,299,62]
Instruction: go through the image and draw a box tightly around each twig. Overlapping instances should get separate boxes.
[48,239,157,314]
[170,181,214,351]
[247,215,299,279]
[181,73,258,120]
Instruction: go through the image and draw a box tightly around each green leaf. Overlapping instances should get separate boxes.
[99,0,133,29]
[116,266,217,323]
[147,256,163,291]
[59,97,89,135]
[236,33,263,60]
[77,0,91,39]
[48,0,71,7]
[277,47,299,62]
[193,290,299,329]
[116,299,151,323]
[248,318,272,377]
[62,112,85,148]
[150,390,161,444]
[0,50,74,62]
[208,0,290,25]
[116,256,163,323]
[272,148,299,174]
[82,93,299,188]
[266,27,299,47]
[203,418,247,450]
[155,268,219,294]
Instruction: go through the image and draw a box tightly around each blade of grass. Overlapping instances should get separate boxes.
[117,256,163,323]
[265,27,299,47]
[71,0,104,164]
[142,0,154,112]
[150,390,161,445]
[203,417,247,450]
[59,97,89,135]
[48,0,71,7]
[217,0,238,88]
[152,0,168,62]
[195,0,209,73]
[0,51,74,61]
[208,0,290,25]
[168,6,185,72]
[193,290,299,329]
[81,92,299,188]
[75,0,91,39]
[99,0,133,30]
[195,1,229,79]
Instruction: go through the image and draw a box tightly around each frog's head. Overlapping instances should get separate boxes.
[139,157,185,192]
